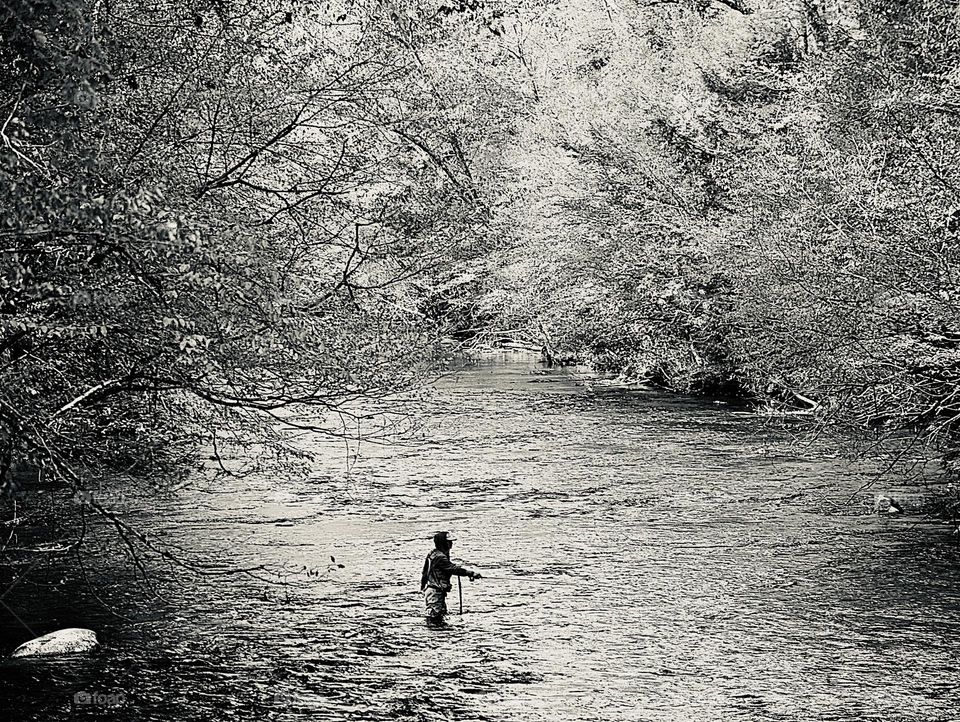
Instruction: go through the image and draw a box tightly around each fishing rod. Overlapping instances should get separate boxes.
[479,575,579,586]
[452,557,580,587]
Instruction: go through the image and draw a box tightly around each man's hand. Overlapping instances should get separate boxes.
[469,572,482,581]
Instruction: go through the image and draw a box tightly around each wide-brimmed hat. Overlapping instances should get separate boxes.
[433,531,456,545]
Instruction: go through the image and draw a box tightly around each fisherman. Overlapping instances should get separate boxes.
[420,531,481,625]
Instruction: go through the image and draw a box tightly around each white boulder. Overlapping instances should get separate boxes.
[873,494,904,515]
[10,628,99,658]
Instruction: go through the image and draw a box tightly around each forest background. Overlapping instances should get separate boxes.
[2,0,960,561]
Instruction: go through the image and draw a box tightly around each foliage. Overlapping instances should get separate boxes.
[0,0,479,522]
[726,0,960,464]
[5,0,960,531]
[419,0,960,483]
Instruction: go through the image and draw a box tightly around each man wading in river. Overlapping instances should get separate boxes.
[420,531,481,625]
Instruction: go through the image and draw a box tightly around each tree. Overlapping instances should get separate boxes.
[0,0,482,567]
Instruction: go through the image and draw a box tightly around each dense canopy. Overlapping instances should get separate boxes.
[2,0,959,520]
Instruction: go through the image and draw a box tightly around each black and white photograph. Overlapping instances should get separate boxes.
[1,0,959,720]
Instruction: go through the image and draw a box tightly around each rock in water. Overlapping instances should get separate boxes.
[10,628,99,658]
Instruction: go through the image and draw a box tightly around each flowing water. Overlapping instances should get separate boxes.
[3,351,960,721]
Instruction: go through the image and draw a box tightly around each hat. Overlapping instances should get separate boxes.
[433,531,456,546]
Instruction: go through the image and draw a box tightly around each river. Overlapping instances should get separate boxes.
[2,351,960,721]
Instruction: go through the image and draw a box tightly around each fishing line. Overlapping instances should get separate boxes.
[479,575,579,586]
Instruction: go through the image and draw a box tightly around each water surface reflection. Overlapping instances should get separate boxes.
[2,351,959,721]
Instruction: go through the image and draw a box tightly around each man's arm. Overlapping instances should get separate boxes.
[435,555,481,580]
